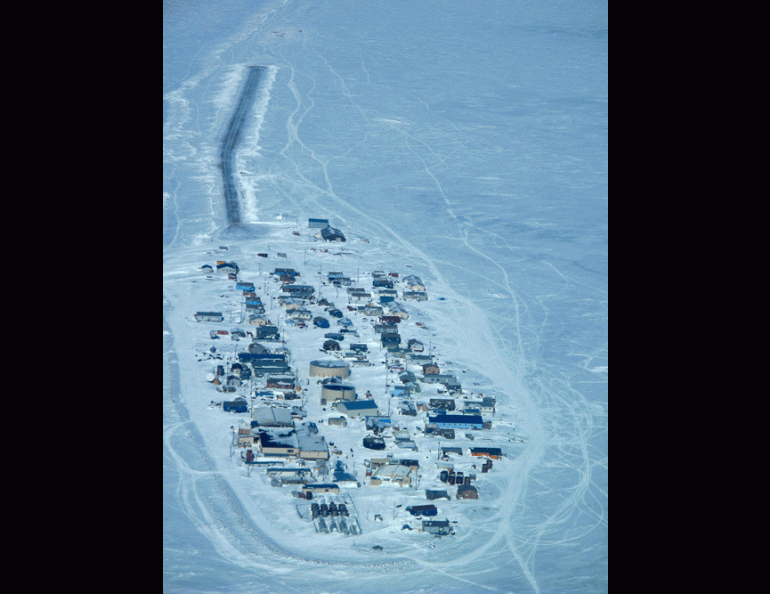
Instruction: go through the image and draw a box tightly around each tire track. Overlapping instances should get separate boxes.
[219,66,265,228]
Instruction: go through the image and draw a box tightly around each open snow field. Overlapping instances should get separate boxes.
[164,1,607,592]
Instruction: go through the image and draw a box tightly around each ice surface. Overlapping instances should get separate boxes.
[164,1,607,592]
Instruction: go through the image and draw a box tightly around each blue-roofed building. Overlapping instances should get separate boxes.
[335,400,380,418]
[427,414,483,430]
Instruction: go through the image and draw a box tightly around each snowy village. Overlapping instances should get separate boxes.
[188,220,526,546]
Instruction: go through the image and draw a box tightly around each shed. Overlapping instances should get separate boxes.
[456,484,479,499]
[223,398,248,413]
[406,505,438,517]
[403,275,426,292]
[195,311,224,322]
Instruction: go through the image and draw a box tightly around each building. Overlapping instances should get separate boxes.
[363,436,386,450]
[236,281,255,292]
[296,429,329,461]
[308,218,329,228]
[195,311,224,322]
[251,407,295,428]
[470,447,503,459]
[370,463,412,486]
[422,363,440,375]
[216,262,239,275]
[256,428,299,457]
[201,264,213,274]
[422,520,451,535]
[428,414,483,430]
[335,400,379,418]
[403,275,426,292]
[321,227,346,242]
[403,291,428,301]
[464,397,496,414]
[301,483,339,494]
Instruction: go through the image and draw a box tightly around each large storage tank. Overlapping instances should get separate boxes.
[321,383,356,402]
[309,359,350,379]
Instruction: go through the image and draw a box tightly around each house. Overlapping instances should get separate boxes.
[384,302,409,319]
[236,281,255,292]
[441,447,463,457]
[282,285,315,298]
[273,267,300,278]
[371,463,412,486]
[321,226,346,242]
[403,275,426,292]
[349,291,371,304]
[251,407,295,428]
[216,261,239,274]
[470,447,503,459]
[428,414,483,430]
[464,397,496,414]
[422,520,451,535]
[201,264,213,274]
[335,400,379,418]
[195,311,224,322]
[362,304,383,316]
[256,428,299,457]
[308,218,329,228]
[365,416,392,431]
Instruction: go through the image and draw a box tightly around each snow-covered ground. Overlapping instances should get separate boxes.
[164,1,607,593]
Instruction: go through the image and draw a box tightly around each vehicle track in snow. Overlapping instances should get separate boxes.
[219,66,266,228]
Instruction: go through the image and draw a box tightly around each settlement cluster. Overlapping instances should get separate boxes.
[192,220,511,539]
